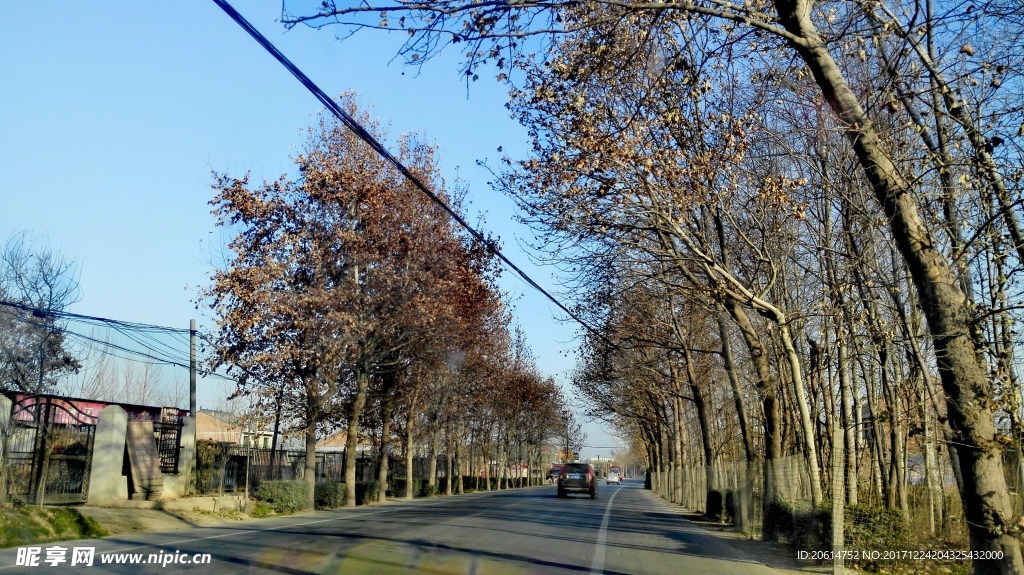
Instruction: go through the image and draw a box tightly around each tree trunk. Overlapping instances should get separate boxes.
[446,436,454,496]
[778,323,824,507]
[404,389,418,500]
[922,379,942,534]
[452,433,460,493]
[723,297,782,503]
[879,341,908,515]
[718,309,755,463]
[304,422,317,510]
[377,396,392,504]
[838,341,858,505]
[672,396,684,505]
[428,428,439,490]
[345,369,370,508]
[682,347,715,511]
[859,352,888,503]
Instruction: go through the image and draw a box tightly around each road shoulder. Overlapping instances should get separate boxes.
[642,492,840,575]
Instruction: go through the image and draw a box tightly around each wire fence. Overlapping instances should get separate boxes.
[649,428,987,574]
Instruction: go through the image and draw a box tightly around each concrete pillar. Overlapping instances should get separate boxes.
[87,405,128,505]
[0,395,11,458]
[126,421,163,500]
[0,395,11,502]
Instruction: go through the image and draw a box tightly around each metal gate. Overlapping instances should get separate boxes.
[6,395,96,504]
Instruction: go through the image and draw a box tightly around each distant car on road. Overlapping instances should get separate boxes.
[557,462,598,499]
[606,469,621,485]
[546,464,564,483]
[606,462,622,480]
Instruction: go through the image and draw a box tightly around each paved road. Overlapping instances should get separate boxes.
[1,479,783,574]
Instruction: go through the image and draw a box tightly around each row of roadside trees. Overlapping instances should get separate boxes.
[202,96,573,508]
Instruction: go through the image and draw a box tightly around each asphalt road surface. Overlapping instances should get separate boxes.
[1,479,785,574]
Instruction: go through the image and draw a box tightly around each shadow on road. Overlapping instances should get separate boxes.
[74,480,771,575]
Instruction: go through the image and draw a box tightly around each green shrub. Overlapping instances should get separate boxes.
[706,491,725,521]
[845,504,908,570]
[763,499,795,542]
[420,482,437,497]
[761,499,830,551]
[356,481,380,505]
[393,479,425,498]
[193,440,228,494]
[790,505,830,552]
[724,491,737,522]
[255,480,308,514]
[776,501,908,572]
[410,480,424,498]
[315,481,346,509]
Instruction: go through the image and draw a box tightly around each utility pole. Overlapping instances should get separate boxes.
[33,307,50,394]
[190,319,197,417]
[187,319,197,495]
[271,386,284,479]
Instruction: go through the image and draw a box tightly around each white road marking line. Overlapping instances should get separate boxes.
[590,485,622,575]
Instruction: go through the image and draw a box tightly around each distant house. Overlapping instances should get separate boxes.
[195,409,274,449]
[315,429,374,453]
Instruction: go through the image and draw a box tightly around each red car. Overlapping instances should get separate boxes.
[546,464,564,483]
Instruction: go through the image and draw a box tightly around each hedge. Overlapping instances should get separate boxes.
[315,481,346,509]
[706,491,725,521]
[356,481,380,505]
[255,480,308,514]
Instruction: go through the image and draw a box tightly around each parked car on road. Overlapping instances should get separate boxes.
[557,462,598,499]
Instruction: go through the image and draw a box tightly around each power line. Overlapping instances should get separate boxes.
[0,300,190,335]
[212,0,615,349]
[0,300,239,383]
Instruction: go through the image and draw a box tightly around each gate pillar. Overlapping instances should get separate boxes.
[87,406,128,505]
[0,395,9,458]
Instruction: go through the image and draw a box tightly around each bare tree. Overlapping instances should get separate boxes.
[0,233,81,394]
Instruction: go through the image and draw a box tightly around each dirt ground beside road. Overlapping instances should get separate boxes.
[76,506,257,536]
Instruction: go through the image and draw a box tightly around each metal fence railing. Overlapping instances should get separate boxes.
[153,422,182,475]
[192,444,457,496]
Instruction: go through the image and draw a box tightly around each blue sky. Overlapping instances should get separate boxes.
[0,1,617,456]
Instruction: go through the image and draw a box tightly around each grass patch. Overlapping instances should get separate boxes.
[190,508,246,521]
[0,507,108,548]
[249,502,274,518]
